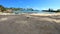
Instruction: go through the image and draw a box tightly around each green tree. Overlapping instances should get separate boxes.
[57,9,60,12]
[0,5,6,12]
[27,8,34,11]
[48,8,53,12]
[9,7,23,11]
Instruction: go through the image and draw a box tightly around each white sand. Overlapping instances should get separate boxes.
[29,13,60,16]
[0,13,60,16]
[0,18,8,21]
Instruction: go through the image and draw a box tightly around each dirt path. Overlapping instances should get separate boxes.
[0,15,60,34]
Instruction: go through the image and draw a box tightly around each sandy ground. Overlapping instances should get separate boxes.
[29,13,60,16]
[0,14,60,34]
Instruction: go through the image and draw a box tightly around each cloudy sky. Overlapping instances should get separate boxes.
[0,0,60,10]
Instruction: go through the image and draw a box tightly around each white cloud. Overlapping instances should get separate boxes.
[40,8,48,10]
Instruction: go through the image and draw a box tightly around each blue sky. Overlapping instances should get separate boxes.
[0,0,60,10]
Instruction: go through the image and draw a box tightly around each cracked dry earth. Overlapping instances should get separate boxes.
[0,15,60,34]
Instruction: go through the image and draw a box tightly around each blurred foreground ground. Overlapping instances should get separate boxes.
[0,14,60,34]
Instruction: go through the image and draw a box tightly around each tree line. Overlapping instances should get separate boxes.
[0,5,35,13]
[0,5,60,13]
[42,8,60,13]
